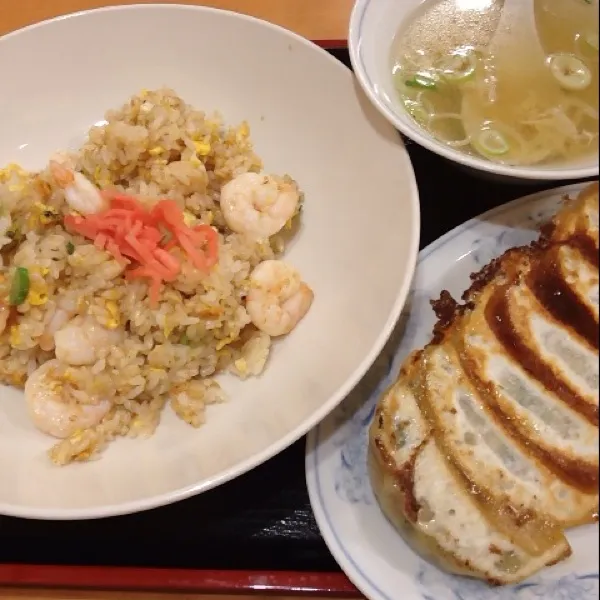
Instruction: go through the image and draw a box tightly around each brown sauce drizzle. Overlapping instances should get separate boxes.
[569,235,599,270]
[485,286,598,426]
[462,354,599,493]
[528,255,598,351]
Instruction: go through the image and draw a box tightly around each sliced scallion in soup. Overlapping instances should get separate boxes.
[390,0,599,166]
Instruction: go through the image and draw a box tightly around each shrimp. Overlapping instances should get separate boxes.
[38,306,74,352]
[25,359,110,438]
[220,173,300,238]
[49,161,109,215]
[54,315,123,366]
[246,259,313,337]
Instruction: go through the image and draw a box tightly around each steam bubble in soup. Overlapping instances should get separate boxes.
[391,0,599,166]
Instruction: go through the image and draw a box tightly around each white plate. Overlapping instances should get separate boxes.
[306,184,599,600]
[0,5,419,519]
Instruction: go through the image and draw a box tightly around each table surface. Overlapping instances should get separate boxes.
[0,0,352,42]
[0,2,587,600]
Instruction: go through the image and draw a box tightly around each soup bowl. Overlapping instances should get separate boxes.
[349,0,599,181]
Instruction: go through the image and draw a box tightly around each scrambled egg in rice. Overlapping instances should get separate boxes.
[0,88,312,465]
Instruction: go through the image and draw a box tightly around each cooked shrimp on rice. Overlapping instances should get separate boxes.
[0,88,313,465]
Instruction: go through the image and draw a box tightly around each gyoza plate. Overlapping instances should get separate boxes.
[306,184,599,600]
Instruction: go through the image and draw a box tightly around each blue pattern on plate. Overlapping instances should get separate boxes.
[333,400,375,505]
[321,189,598,600]
[330,376,600,600]
[417,566,599,600]
[470,230,512,266]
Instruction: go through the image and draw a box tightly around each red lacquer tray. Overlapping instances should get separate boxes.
[0,565,359,596]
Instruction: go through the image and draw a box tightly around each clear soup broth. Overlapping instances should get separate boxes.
[391,0,599,166]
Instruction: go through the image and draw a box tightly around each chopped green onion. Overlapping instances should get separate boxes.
[66,241,75,255]
[405,73,438,89]
[9,267,30,306]
[440,50,478,83]
[180,333,190,345]
[474,129,510,156]
[548,53,592,91]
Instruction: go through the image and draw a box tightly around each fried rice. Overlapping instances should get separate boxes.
[0,87,305,465]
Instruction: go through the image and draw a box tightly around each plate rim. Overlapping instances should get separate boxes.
[0,5,420,520]
[305,181,594,600]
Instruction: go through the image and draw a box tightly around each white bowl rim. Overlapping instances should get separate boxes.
[0,3,421,520]
[349,0,600,181]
